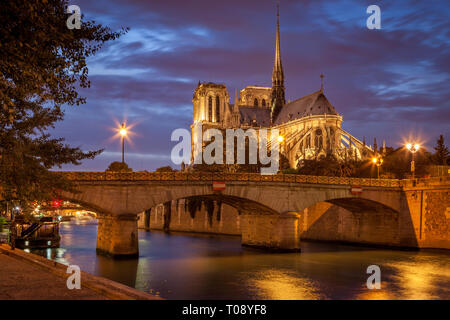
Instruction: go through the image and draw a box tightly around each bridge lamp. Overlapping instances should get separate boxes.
[405,143,420,180]
[119,123,127,163]
[277,135,284,143]
[372,157,383,179]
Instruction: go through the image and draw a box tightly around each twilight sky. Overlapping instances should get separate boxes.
[53,0,450,171]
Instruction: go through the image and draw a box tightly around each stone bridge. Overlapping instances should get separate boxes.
[60,172,450,257]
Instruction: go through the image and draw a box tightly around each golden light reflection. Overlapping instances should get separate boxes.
[247,269,325,300]
[356,287,393,300]
[385,260,449,300]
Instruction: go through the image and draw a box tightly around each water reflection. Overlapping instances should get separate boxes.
[386,257,450,300]
[32,224,450,300]
[95,256,139,289]
[247,269,325,299]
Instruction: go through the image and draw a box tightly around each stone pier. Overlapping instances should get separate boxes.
[96,214,139,258]
[240,212,301,252]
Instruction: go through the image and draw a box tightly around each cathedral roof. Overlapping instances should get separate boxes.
[273,90,339,125]
[239,106,271,127]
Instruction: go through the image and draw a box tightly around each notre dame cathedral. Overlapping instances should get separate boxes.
[191,6,374,169]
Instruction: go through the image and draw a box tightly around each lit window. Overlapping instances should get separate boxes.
[208,97,213,122]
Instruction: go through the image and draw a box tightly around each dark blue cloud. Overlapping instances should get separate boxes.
[53,0,450,171]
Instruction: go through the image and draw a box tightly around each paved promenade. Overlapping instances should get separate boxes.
[0,245,160,300]
[0,252,106,299]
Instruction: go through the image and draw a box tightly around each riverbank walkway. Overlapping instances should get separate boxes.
[0,245,161,300]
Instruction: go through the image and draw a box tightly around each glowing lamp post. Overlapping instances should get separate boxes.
[406,143,420,180]
[371,156,383,179]
[277,135,284,153]
[119,123,127,163]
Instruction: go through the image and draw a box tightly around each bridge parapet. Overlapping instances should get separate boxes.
[59,171,402,188]
[402,176,450,189]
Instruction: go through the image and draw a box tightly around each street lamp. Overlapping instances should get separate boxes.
[371,156,383,179]
[119,123,127,163]
[277,135,285,154]
[406,143,420,180]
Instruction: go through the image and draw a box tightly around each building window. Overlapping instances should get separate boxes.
[208,96,213,122]
[254,98,258,107]
[262,99,266,107]
[315,129,323,148]
[215,96,220,122]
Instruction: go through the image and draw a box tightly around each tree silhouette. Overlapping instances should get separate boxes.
[433,135,449,165]
[0,1,127,210]
[106,162,132,172]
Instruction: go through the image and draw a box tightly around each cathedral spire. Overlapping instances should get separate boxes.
[270,1,286,124]
[273,3,283,82]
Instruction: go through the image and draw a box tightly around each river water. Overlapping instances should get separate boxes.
[32,222,450,300]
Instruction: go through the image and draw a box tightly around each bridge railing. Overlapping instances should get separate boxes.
[59,171,405,188]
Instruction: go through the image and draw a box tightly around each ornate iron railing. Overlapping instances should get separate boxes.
[57,171,414,188]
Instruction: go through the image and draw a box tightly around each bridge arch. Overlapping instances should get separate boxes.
[57,196,113,216]
[296,196,417,248]
[325,197,399,214]
[147,194,280,216]
[285,186,404,216]
[62,182,404,218]
[58,176,411,257]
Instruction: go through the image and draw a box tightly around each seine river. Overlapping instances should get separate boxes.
[33,222,450,300]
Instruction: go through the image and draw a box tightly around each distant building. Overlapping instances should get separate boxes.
[191,5,372,169]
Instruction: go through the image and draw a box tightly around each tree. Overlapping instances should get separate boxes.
[284,155,369,178]
[155,166,175,172]
[382,147,432,179]
[106,162,132,172]
[0,1,127,211]
[433,135,449,165]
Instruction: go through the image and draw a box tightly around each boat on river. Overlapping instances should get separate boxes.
[13,216,61,249]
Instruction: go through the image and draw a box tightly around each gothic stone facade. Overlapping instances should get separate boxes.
[190,7,372,169]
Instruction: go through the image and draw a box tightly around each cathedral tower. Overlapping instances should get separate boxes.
[270,3,286,124]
